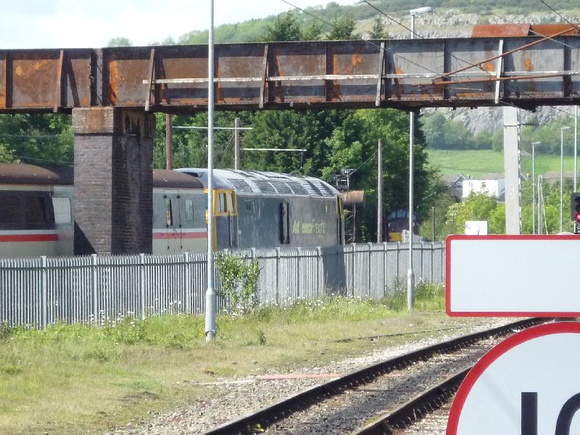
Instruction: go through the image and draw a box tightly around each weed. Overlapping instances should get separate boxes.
[257,329,267,346]
[216,253,261,313]
[0,322,13,340]
[0,365,22,375]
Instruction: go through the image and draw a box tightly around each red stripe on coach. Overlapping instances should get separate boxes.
[0,233,59,242]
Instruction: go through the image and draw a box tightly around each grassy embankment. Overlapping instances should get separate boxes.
[427,149,577,178]
[0,284,465,434]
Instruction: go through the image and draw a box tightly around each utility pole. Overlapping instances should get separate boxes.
[377,139,383,243]
[165,114,173,170]
[234,117,241,170]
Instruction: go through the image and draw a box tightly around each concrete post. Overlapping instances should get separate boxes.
[503,107,521,235]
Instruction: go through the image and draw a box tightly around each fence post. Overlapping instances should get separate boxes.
[275,247,280,305]
[91,254,98,325]
[140,253,146,320]
[317,247,322,298]
[41,256,48,329]
[350,245,355,297]
[297,247,302,299]
[368,243,372,298]
[184,252,191,314]
[383,242,388,298]
[430,242,434,282]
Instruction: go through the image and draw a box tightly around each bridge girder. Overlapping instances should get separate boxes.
[0,35,579,113]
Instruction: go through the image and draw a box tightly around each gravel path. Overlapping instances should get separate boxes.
[111,319,513,434]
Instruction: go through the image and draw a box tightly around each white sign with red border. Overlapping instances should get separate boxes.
[446,235,580,317]
[448,322,580,434]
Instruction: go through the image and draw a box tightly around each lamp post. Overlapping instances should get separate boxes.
[206,0,216,341]
[532,141,541,234]
[407,6,433,311]
[561,126,571,232]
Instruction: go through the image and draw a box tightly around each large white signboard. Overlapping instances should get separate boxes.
[446,235,580,317]
[448,322,580,435]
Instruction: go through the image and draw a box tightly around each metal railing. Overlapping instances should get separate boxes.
[0,242,445,328]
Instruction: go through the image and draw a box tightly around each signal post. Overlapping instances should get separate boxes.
[572,192,580,234]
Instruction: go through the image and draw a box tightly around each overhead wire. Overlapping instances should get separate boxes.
[365,0,578,122]
[277,0,578,130]
[539,0,580,30]
[279,0,383,51]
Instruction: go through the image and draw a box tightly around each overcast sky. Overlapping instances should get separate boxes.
[1,0,359,49]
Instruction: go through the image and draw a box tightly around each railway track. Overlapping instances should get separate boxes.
[203,318,549,435]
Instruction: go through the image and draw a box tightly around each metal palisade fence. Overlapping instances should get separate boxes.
[0,242,445,329]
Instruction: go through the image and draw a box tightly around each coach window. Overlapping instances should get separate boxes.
[184,199,194,225]
[279,202,290,244]
[165,198,173,227]
[24,195,49,228]
[0,195,20,228]
[244,200,252,211]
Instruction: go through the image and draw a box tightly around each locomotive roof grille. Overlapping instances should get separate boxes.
[269,180,293,195]
[176,168,338,198]
[253,180,277,194]
[285,181,309,196]
[303,180,324,197]
[317,181,336,196]
[228,178,253,193]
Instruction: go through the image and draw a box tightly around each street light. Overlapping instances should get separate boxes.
[532,141,541,234]
[410,7,433,38]
[407,5,433,311]
[560,126,571,232]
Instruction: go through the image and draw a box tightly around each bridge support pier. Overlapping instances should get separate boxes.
[72,107,154,255]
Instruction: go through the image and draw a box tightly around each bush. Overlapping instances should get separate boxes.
[216,254,261,314]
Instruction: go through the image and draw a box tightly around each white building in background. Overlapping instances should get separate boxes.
[462,177,505,200]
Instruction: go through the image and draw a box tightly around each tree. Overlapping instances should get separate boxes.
[263,13,302,42]
[319,109,434,240]
[301,23,322,41]
[444,192,505,235]
[420,113,475,150]
[0,114,73,165]
[107,37,132,47]
[369,17,388,39]
[327,17,359,40]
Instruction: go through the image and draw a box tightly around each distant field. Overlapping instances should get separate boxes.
[426,149,578,178]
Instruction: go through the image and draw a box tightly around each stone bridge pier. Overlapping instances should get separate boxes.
[72,108,154,255]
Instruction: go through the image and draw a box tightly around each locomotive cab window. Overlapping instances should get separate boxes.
[216,191,236,215]
[217,193,227,213]
[53,197,72,225]
[227,193,235,215]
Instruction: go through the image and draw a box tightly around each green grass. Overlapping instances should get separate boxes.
[427,149,578,178]
[0,284,474,435]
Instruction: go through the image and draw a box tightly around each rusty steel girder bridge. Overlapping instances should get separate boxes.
[2,27,579,255]
[1,30,580,113]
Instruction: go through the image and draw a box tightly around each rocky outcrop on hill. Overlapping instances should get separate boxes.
[361,10,580,133]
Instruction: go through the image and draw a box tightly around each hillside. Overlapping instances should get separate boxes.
[170,2,580,135]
